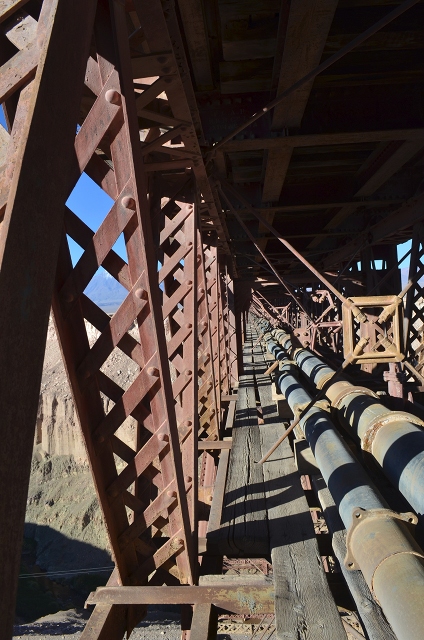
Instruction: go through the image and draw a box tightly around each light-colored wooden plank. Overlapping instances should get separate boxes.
[207,333,269,556]
[253,342,345,639]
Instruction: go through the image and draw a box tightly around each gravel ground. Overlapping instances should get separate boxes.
[13,609,252,640]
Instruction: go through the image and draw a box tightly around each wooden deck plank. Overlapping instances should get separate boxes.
[252,341,345,639]
[207,332,269,556]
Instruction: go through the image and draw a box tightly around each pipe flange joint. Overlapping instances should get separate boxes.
[345,506,422,596]
[315,371,336,391]
[330,384,378,410]
[362,411,424,453]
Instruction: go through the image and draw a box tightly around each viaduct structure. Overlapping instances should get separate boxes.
[2,0,424,638]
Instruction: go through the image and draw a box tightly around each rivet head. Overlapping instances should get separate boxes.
[122,195,136,210]
[185,475,192,483]
[97,435,105,443]
[158,433,169,442]
[135,288,148,300]
[198,288,205,295]
[176,537,184,545]
[187,241,193,247]
[167,490,177,498]
[185,369,192,376]
[186,323,193,329]
[65,291,75,303]
[187,280,193,286]
[183,420,192,427]
[148,367,160,377]
[208,495,213,502]
[202,322,208,328]
[105,89,121,105]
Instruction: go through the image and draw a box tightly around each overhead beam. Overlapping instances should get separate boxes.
[221,128,424,153]
[306,138,424,251]
[322,190,424,269]
[177,0,213,91]
[262,0,338,203]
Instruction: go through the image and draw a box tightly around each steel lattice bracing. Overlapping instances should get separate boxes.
[2,1,424,640]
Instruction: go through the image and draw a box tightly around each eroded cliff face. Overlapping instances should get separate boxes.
[35,394,87,462]
[26,317,140,572]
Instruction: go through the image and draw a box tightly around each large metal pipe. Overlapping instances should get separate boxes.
[270,329,424,518]
[272,350,424,639]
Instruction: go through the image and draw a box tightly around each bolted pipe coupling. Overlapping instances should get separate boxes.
[345,506,423,597]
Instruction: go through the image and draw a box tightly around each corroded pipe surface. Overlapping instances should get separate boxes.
[271,347,424,640]
[270,329,424,517]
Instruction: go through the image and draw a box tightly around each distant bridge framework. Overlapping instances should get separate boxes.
[1,1,424,639]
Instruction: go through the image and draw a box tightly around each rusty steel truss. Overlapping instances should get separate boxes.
[2,1,424,639]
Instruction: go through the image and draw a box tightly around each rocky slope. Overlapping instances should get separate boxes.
[20,316,140,621]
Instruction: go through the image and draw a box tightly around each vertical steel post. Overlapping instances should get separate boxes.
[0,2,97,636]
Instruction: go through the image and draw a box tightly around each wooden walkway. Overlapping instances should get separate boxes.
[208,327,345,638]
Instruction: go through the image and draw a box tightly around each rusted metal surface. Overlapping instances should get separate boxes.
[3,0,424,637]
[86,583,275,615]
[0,1,98,637]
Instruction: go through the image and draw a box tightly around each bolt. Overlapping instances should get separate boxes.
[148,367,160,377]
[135,288,148,300]
[105,89,121,105]
[122,195,136,210]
